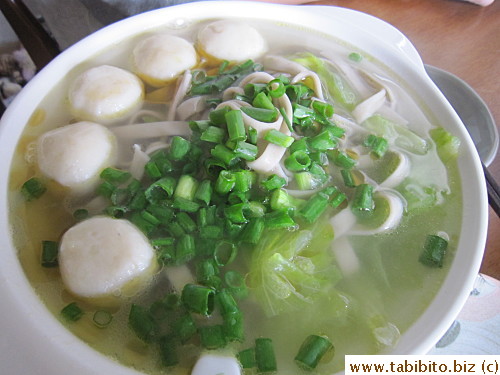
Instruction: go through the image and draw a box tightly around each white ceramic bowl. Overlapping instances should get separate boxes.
[0,2,489,374]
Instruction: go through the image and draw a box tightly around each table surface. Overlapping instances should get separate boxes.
[312,0,500,280]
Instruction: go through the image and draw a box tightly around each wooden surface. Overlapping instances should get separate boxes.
[311,0,500,279]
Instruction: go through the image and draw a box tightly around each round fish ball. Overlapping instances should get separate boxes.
[197,20,267,62]
[37,121,117,194]
[59,217,158,300]
[69,65,144,123]
[132,34,198,87]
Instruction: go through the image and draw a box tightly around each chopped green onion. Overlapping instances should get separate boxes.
[211,144,239,166]
[290,137,310,154]
[239,217,265,244]
[21,177,47,201]
[200,224,223,239]
[145,176,176,203]
[174,175,198,201]
[253,91,275,110]
[214,240,238,266]
[159,334,179,367]
[233,141,258,161]
[169,136,191,161]
[223,310,244,342]
[248,126,258,144]
[224,270,249,299]
[295,334,334,371]
[196,259,220,285]
[199,325,227,349]
[295,171,315,190]
[209,106,231,125]
[270,189,295,211]
[41,240,58,268]
[267,78,286,98]
[151,237,175,247]
[299,191,330,223]
[241,106,278,123]
[93,310,113,328]
[364,134,389,158]
[194,179,213,205]
[176,212,197,233]
[261,174,287,191]
[181,284,215,316]
[264,129,294,148]
[215,170,236,194]
[330,191,347,208]
[312,100,334,118]
[419,234,448,268]
[341,169,356,188]
[265,209,296,229]
[176,234,196,264]
[225,109,247,142]
[61,302,84,322]
[352,183,374,216]
[309,130,337,151]
[285,150,311,172]
[173,197,200,213]
[233,170,255,193]
[255,338,277,373]
[201,125,226,143]
[238,347,256,369]
[171,313,197,343]
[100,167,131,184]
[330,149,357,169]
[348,52,363,62]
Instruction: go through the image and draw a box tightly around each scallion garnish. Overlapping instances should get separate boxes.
[419,234,448,267]
[295,334,334,371]
[61,302,84,322]
[41,240,59,268]
[21,177,47,201]
[255,338,278,373]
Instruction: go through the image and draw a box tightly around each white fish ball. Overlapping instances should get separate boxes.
[133,34,198,87]
[69,65,144,123]
[37,121,117,194]
[197,20,267,62]
[59,217,157,300]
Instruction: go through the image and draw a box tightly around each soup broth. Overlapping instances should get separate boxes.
[9,17,461,375]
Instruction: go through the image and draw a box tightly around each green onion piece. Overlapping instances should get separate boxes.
[348,52,363,62]
[364,134,388,157]
[147,204,174,223]
[352,184,374,216]
[169,136,191,161]
[299,191,330,223]
[176,234,196,264]
[100,167,131,184]
[223,310,244,342]
[253,91,275,110]
[157,245,175,266]
[279,107,294,133]
[218,60,230,73]
[270,189,295,211]
[224,202,248,224]
[159,334,179,367]
[93,310,113,328]
[216,288,240,316]
[241,106,278,123]
[294,335,334,371]
[330,191,347,209]
[150,149,173,175]
[309,162,329,184]
[171,313,197,343]
[309,130,337,151]
[419,234,448,268]
[96,180,116,199]
[226,109,247,142]
[196,259,220,285]
[41,240,59,268]
[261,174,287,191]
[209,106,231,125]
[173,197,200,213]
[162,293,182,310]
[200,225,223,239]
[341,169,356,188]
[255,338,277,373]
[214,240,238,266]
[128,304,158,342]
[174,175,198,201]
[105,205,128,218]
[295,171,315,190]
[211,144,239,166]
[265,210,296,229]
[330,150,357,169]
[238,348,256,369]
[244,83,267,98]
[201,125,226,144]
[61,302,84,322]
[215,170,236,195]
[285,150,311,172]
[312,100,334,118]
[224,270,249,299]
[239,217,265,244]
[324,124,346,138]
[199,325,227,349]
[248,126,258,144]
[264,129,294,148]
[129,190,147,210]
[151,237,175,247]
[246,201,266,218]
[145,176,176,203]
[21,177,47,201]
[144,160,162,179]
[73,208,89,221]
[233,141,258,161]
[130,211,157,235]
[181,284,215,316]
[177,212,197,233]
[194,179,213,205]
[167,221,186,237]
[267,78,286,98]
[233,170,255,193]
[290,137,310,154]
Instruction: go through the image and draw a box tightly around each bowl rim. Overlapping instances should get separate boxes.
[0,1,489,374]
